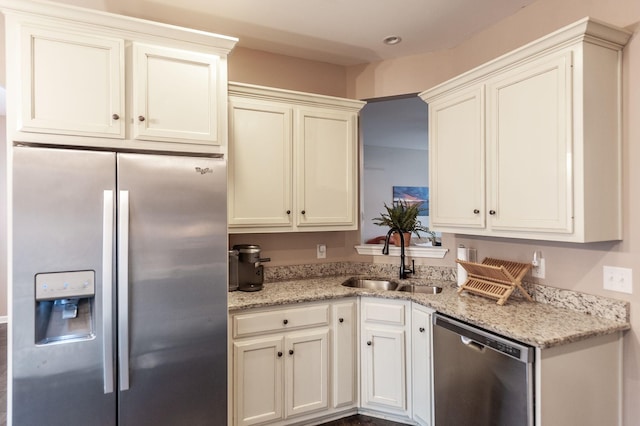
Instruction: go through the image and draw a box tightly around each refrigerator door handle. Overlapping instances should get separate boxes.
[118,190,131,391]
[102,190,115,394]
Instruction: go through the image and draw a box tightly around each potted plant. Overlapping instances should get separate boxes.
[372,201,435,246]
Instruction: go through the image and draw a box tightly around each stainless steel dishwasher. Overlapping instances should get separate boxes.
[432,314,535,426]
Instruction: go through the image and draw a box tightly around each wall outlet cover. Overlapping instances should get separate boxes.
[603,266,633,294]
[531,258,545,279]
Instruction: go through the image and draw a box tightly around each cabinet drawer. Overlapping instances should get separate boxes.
[362,300,406,326]
[233,304,330,338]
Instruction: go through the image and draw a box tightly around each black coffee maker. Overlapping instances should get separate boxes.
[233,244,271,291]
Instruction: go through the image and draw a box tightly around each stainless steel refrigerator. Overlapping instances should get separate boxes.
[11,145,228,425]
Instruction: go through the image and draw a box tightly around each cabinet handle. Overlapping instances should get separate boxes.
[283,319,288,325]
[473,209,480,214]
[277,351,283,358]
[289,349,294,355]
[286,210,291,215]
[366,341,372,346]
[138,115,146,122]
[301,210,306,215]
[489,210,496,215]
[419,327,425,333]
[112,113,120,120]
[338,318,344,323]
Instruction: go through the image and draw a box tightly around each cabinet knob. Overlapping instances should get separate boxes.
[366,341,372,346]
[283,319,288,325]
[289,349,294,355]
[473,209,480,214]
[277,351,283,358]
[419,327,425,333]
[489,210,496,215]
[286,210,291,215]
[301,210,306,215]
[112,113,120,120]
[138,115,146,122]
[338,318,344,323]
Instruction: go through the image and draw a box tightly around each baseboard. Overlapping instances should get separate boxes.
[0,316,8,324]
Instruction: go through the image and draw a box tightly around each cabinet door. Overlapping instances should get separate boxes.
[332,300,357,409]
[228,99,293,227]
[486,52,573,234]
[412,306,433,426]
[132,44,220,145]
[19,25,124,138]
[428,86,485,229]
[284,329,329,418]
[296,108,358,229]
[233,336,284,426]
[362,326,407,412]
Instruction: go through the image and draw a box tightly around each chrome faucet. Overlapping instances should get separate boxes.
[382,227,415,279]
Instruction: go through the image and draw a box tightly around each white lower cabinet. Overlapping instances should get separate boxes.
[231,298,435,426]
[231,300,356,426]
[284,330,329,418]
[332,300,358,409]
[360,298,411,419]
[233,336,284,425]
[411,304,434,426]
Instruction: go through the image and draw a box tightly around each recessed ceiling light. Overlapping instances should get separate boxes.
[383,35,402,45]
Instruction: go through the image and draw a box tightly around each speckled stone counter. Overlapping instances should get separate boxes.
[228,274,630,349]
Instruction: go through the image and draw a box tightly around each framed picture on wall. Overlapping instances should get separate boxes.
[393,186,429,216]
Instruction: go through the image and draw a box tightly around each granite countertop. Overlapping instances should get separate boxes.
[228,275,630,349]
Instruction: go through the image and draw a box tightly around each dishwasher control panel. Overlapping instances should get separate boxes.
[433,313,534,363]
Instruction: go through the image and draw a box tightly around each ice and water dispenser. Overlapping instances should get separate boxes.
[34,270,95,345]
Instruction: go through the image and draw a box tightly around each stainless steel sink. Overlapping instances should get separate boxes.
[396,284,443,294]
[341,278,399,291]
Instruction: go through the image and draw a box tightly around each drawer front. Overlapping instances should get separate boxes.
[233,304,330,338]
[362,300,406,326]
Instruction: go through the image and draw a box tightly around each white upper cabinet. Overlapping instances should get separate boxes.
[296,107,358,228]
[428,86,485,229]
[486,52,572,234]
[228,98,293,228]
[228,82,365,233]
[2,0,237,154]
[420,18,631,243]
[18,25,125,138]
[131,44,220,145]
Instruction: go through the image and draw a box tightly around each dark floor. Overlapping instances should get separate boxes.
[319,415,409,426]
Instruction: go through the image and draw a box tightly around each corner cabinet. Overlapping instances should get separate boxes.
[228,82,365,233]
[2,1,236,154]
[420,18,631,242]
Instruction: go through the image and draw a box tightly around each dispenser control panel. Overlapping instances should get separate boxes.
[35,270,95,301]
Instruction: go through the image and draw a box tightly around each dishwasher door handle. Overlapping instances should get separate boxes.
[461,336,485,352]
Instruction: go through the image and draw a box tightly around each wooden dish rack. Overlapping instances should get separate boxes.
[456,257,533,305]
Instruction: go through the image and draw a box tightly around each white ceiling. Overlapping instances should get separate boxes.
[89,0,536,66]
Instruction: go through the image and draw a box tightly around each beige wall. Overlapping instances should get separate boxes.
[228,47,347,97]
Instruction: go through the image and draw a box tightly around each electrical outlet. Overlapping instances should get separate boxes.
[531,258,545,279]
[603,266,633,294]
[316,244,326,259]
